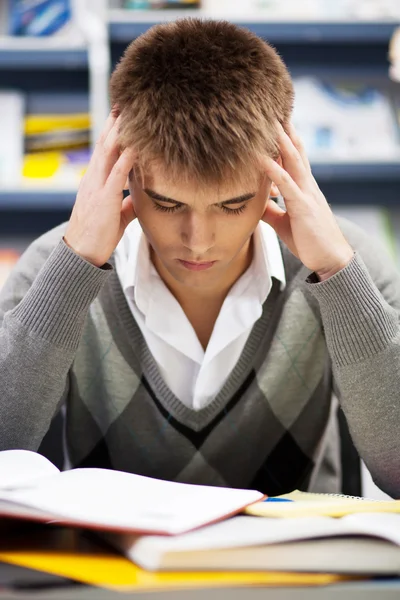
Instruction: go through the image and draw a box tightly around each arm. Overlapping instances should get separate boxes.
[0,233,111,451]
[306,224,400,498]
[0,109,136,451]
[261,122,400,498]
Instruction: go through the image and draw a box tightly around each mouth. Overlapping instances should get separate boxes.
[177,259,217,272]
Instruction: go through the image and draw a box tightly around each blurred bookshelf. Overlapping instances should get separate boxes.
[0,0,400,264]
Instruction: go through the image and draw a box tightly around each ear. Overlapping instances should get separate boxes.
[270,182,280,198]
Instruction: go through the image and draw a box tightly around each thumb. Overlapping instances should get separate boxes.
[262,198,293,250]
[121,194,136,227]
[262,198,286,231]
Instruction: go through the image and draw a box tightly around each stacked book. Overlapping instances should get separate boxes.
[0,449,400,592]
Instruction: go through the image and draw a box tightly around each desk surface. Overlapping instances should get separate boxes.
[1,574,400,600]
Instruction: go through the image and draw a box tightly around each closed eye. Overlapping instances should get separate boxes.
[153,202,248,215]
[220,203,248,215]
[153,202,182,214]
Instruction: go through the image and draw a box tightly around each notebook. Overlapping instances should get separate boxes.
[103,513,400,573]
[0,450,264,535]
[244,489,400,518]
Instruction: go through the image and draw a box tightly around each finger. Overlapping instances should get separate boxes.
[103,114,121,155]
[91,115,122,186]
[96,110,118,149]
[262,198,285,226]
[262,156,307,212]
[105,147,136,200]
[262,199,295,254]
[286,122,312,172]
[276,122,310,189]
[111,104,120,119]
[85,110,119,178]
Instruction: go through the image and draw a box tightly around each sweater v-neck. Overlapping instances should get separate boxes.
[107,258,285,431]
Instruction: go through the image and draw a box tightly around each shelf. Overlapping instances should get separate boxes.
[1,162,400,209]
[289,65,391,79]
[0,37,88,69]
[0,188,76,209]
[312,162,400,181]
[109,11,400,44]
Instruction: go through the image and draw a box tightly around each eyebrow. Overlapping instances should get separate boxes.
[144,188,256,206]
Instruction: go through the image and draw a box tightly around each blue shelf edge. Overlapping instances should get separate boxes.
[312,162,400,181]
[0,49,88,69]
[110,21,400,44]
[0,189,76,209]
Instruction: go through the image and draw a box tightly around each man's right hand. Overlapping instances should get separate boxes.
[64,110,137,267]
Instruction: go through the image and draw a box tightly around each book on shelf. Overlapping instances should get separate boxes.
[8,0,74,37]
[0,238,34,291]
[0,91,25,188]
[0,89,90,189]
[0,249,20,290]
[23,112,91,186]
[292,77,400,162]
[124,1,201,9]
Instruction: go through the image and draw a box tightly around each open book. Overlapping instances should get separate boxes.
[0,450,264,535]
[104,513,400,574]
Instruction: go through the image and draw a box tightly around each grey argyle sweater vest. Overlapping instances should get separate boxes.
[66,245,333,496]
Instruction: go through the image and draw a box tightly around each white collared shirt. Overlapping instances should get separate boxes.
[114,220,286,411]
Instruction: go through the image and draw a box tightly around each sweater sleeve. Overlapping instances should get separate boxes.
[0,227,112,451]
[305,221,400,498]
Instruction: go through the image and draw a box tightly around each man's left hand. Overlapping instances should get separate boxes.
[261,122,354,282]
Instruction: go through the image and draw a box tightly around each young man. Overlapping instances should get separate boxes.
[1,19,399,498]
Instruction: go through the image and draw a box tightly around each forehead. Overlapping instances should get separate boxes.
[137,162,265,204]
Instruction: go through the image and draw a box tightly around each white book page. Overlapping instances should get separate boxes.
[107,513,400,570]
[113,515,345,569]
[342,513,400,546]
[0,468,263,534]
[0,450,60,490]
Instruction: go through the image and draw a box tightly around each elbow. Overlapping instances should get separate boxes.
[368,465,400,499]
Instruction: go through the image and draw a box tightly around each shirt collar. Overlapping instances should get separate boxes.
[257,220,286,292]
[114,219,142,291]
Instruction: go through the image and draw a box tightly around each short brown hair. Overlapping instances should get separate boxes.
[110,18,294,186]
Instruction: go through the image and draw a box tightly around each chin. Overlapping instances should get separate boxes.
[167,264,220,287]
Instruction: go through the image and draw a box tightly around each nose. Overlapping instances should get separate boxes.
[180,212,215,258]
